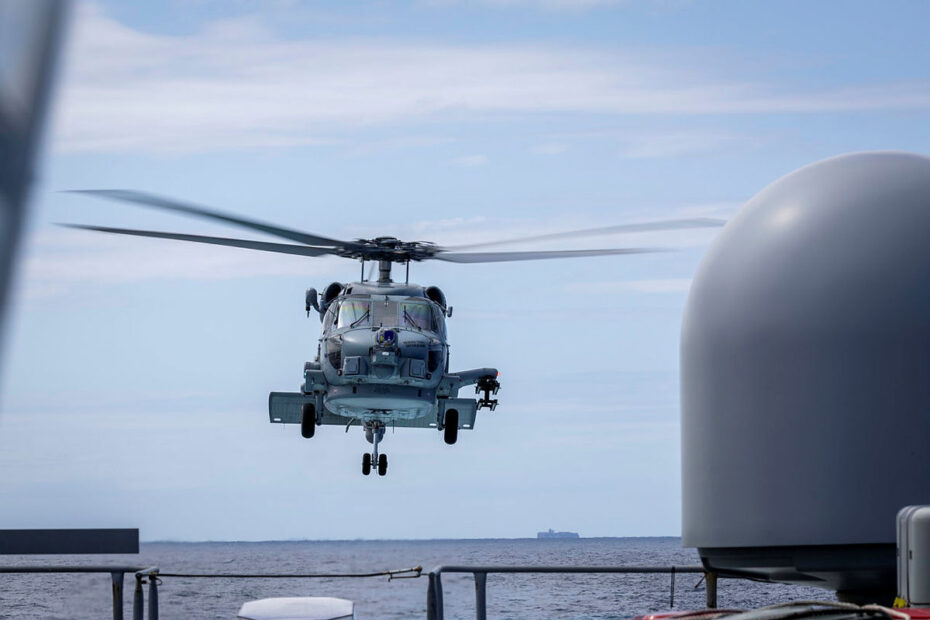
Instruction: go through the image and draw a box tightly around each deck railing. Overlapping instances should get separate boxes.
[0,565,151,620]
[426,565,717,620]
[0,564,421,619]
[0,563,719,619]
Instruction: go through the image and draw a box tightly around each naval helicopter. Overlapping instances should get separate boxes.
[64,190,724,476]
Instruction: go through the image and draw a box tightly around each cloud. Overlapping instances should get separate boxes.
[539,128,755,159]
[468,0,623,10]
[409,216,488,235]
[51,4,930,154]
[451,154,489,167]
[564,278,692,294]
[427,0,693,10]
[618,130,745,159]
[341,134,452,157]
[670,200,743,220]
[531,142,568,155]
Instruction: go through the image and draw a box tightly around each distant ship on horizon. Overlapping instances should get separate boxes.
[537,528,580,539]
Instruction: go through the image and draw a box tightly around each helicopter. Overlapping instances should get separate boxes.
[64,190,724,476]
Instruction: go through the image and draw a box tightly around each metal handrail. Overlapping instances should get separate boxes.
[0,563,423,619]
[153,566,422,579]
[127,565,421,620]
[0,565,151,620]
[426,564,718,620]
[0,562,721,619]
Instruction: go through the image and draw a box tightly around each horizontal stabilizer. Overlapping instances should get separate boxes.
[439,398,478,430]
[268,392,307,424]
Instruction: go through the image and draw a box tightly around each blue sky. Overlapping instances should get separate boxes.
[0,0,928,541]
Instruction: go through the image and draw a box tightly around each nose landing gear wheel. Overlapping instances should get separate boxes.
[378,453,388,476]
[362,453,371,476]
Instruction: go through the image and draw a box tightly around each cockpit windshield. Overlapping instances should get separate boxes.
[333,297,444,334]
[336,299,371,328]
[401,302,433,331]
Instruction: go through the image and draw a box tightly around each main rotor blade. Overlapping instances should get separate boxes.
[60,224,337,257]
[433,247,661,263]
[442,217,725,251]
[67,189,349,249]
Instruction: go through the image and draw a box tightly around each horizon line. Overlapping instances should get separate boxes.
[140,535,684,544]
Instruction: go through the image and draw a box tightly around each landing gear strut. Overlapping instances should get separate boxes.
[362,421,388,476]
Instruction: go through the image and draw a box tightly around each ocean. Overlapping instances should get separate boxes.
[0,537,825,619]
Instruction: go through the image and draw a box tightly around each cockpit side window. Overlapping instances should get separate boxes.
[336,299,371,328]
[323,303,337,330]
[432,305,446,337]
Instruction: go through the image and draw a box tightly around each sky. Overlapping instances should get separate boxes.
[0,0,928,541]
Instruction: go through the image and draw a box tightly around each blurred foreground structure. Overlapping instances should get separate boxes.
[0,0,66,367]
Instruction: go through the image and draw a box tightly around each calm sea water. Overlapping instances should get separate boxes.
[0,538,826,619]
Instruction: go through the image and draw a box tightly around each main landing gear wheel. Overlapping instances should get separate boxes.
[444,410,459,445]
[300,403,316,439]
[362,453,371,476]
[378,454,388,476]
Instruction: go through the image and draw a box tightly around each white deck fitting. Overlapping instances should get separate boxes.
[238,596,354,620]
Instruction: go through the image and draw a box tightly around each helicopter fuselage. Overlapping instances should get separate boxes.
[269,278,500,475]
[313,284,449,420]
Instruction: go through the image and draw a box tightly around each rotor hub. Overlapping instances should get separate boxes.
[338,237,439,263]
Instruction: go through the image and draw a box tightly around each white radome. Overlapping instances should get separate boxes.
[681,151,930,599]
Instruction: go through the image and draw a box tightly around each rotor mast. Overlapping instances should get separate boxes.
[360,237,408,284]
[378,260,393,284]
